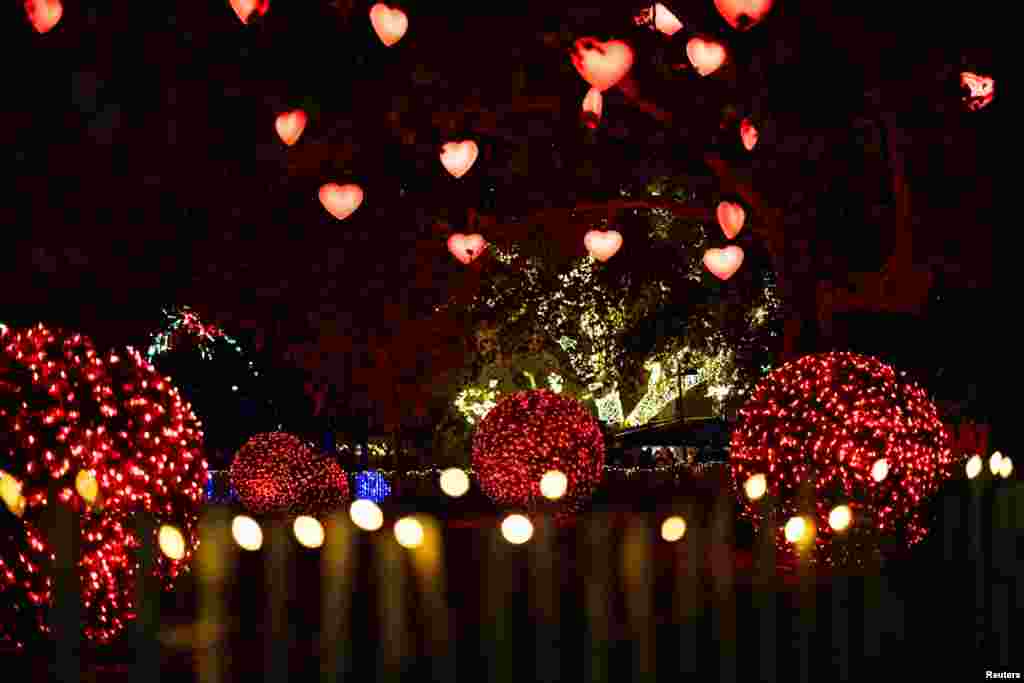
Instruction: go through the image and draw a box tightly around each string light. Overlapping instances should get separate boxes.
[228,432,349,516]
[0,324,207,646]
[472,390,604,511]
[354,470,391,503]
[730,352,955,565]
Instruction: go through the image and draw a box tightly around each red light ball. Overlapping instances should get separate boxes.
[0,324,208,647]
[472,390,605,510]
[730,352,955,564]
[229,432,349,516]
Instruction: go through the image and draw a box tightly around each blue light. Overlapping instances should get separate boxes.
[354,470,391,503]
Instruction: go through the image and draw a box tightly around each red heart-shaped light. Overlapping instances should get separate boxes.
[230,0,269,25]
[686,37,726,77]
[369,3,408,47]
[581,88,603,129]
[584,230,623,262]
[571,38,634,92]
[740,117,758,151]
[960,71,994,112]
[716,201,746,240]
[448,234,487,265]
[275,110,307,146]
[319,183,364,221]
[703,246,744,280]
[714,0,774,30]
[634,3,684,36]
[440,140,479,178]
[24,0,62,33]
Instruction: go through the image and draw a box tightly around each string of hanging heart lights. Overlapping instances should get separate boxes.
[729,352,956,565]
[0,324,208,648]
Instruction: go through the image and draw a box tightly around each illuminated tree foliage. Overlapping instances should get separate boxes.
[0,324,207,648]
[444,176,780,441]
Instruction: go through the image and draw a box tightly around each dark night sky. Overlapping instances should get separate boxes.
[2,1,1001,431]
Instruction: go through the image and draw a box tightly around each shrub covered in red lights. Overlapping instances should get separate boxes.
[229,432,349,516]
[0,324,208,648]
[730,352,955,564]
[472,390,605,510]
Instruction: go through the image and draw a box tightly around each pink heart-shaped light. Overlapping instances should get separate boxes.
[369,3,408,47]
[447,233,487,265]
[703,246,744,280]
[24,0,62,33]
[686,37,727,77]
[960,71,994,112]
[716,201,746,240]
[634,3,684,36]
[581,88,603,129]
[571,38,634,92]
[275,110,307,146]
[740,117,758,151]
[584,230,623,262]
[319,183,364,221]
[440,140,479,178]
[230,0,269,25]
[714,0,774,30]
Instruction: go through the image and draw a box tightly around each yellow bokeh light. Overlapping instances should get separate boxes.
[439,468,470,497]
[989,451,1003,476]
[350,499,384,531]
[660,515,687,542]
[158,524,187,560]
[75,469,99,504]
[293,516,325,549]
[501,514,533,544]
[871,458,889,482]
[784,516,809,544]
[232,515,263,551]
[0,470,24,515]
[829,505,852,532]
[539,470,568,500]
[966,454,982,479]
[394,516,424,549]
[744,473,767,501]
[998,456,1013,479]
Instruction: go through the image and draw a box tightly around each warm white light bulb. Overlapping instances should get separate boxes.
[158,524,187,560]
[293,515,325,549]
[394,516,425,548]
[966,454,982,479]
[661,515,687,542]
[990,451,1003,476]
[744,473,767,501]
[784,516,808,544]
[350,499,384,531]
[501,514,533,544]
[871,458,889,482]
[998,456,1013,479]
[829,505,852,532]
[439,468,470,497]
[232,515,263,551]
[539,470,568,500]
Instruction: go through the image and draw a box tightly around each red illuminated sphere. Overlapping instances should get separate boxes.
[229,432,349,516]
[730,352,954,563]
[0,324,208,648]
[472,390,605,510]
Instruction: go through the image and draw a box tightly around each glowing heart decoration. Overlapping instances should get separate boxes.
[634,3,684,36]
[686,37,727,77]
[581,88,603,129]
[960,71,994,112]
[24,0,62,34]
[740,117,758,151]
[369,3,408,47]
[717,201,746,239]
[440,140,479,178]
[703,246,744,280]
[714,0,774,30]
[275,110,307,146]
[584,230,623,262]
[571,38,634,92]
[230,0,269,25]
[319,183,364,221]
[448,234,487,265]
